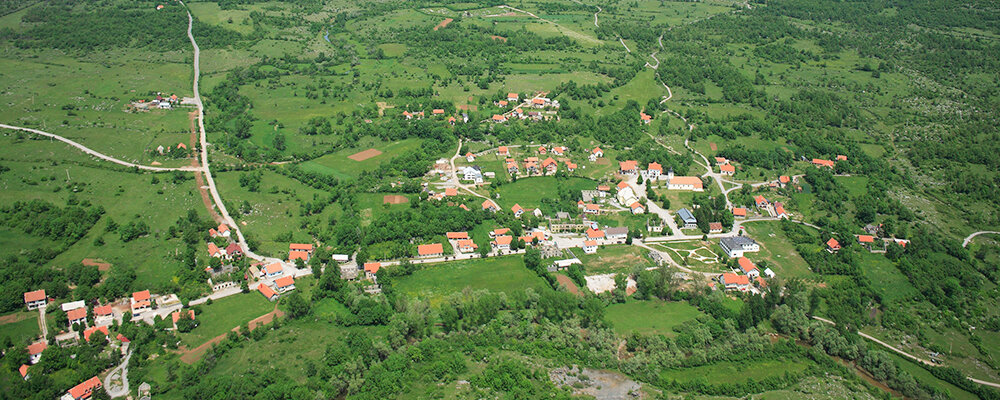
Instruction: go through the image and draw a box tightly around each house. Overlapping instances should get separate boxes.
[720,164,735,176]
[176,142,187,150]
[275,276,296,293]
[61,300,86,312]
[66,376,102,400]
[619,160,638,175]
[586,228,605,240]
[67,307,87,329]
[584,203,601,215]
[444,188,458,197]
[497,100,509,107]
[630,202,645,214]
[171,310,196,327]
[506,161,519,174]
[216,224,231,237]
[550,258,581,271]
[225,243,243,259]
[131,290,151,315]
[447,232,469,240]
[597,184,611,194]
[524,160,538,174]
[497,146,510,156]
[667,176,703,191]
[207,242,223,258]
[606,227,629,241]
[779,175,791,187]
[720,273,751,292]
[482,199,499,212]
[418,243,444,257]
[402,111,413,120]
[264,262,283,278]
[290,243,314,254]
[248,265,262,280]
[513,108,524,119]
[507,92,519,102]
[512,203,525,217]
[827,238,841,252]
[23,290,46,310]
[812,158,835,168]
[462,166,484,183]
[492,235,512,251]
[542,157,558,174]
[709,222,723,233]
[719,236,760,258]
[590,147,604,161]
[491,228,511,238]
[582,240,598,254]
[289,250,309,263]
[725,209,748,223]
[466,152,476,162]
[566,161,577,172]
[738,257,759,279]
[837,155,848,161]
[457,239,478,253]
[82,325,109,342]
[552,146,566,155]
[19,364,28,380]
[94,305,113,325]
[532,97,546,108]
[754,195,769,208]
[364,262,381,280]
[774,203,788,218]
[677,208,697,229]
[492,114,507,123]
[858,235,875,246]
[258,283,279,301]
[640,112,652,124]
[645,162,662,179]
[538,146,547,155]
[448,116,456,125]
[432,109,445,116]
[715,157,728,165]
[27,342,46,364]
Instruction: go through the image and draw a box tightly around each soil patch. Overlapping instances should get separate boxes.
[595,158,610,165]
[82,258,112,271]
[188,112,223,224]
[556,274,582,296]
[383,195,409,205]
[490,35,507,42]
[0,312,31,324]
[709,142,717,151]
[433,18,453,31]
[550,366,644,399]
[456,104,478,111]
[348,148,383,161]
[150,161,162,166]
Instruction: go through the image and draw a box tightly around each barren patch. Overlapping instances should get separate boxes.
[348,148,383,161]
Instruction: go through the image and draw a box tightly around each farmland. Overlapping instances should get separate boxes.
[393,256,548,306]
[605,300,703,336]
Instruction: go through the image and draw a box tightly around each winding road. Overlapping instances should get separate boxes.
[0,124,203,172]
[962,231,1000,247]
[104,350,132,398]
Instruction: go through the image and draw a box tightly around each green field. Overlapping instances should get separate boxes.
[660,358,811,385]
[858,252,918,302]
[299,138,426,180]
[394,256,548,306]
[605,300,704,336]
[178,292,274,347]
[495,176,598,210]
[0,311,41,345]
[742,221,815,279]
[576,245,651,274]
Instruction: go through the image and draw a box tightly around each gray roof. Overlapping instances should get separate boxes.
[606,227,629,236]
[556,212,570,220]
[677,208,696,223]
[720,236,757,249]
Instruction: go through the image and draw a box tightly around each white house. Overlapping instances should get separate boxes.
[582,240,598,254]
[677,208,697,229]
[720,273,750,292]
[738,257,760,279]
[263,263,284,278]
[23,290,46,310]
[630,202,645,214]
[274,276,296,293]
[462,166,484,183]
[644,162,662,180]
[331,254,350,263]
[719,236,760,258]
[606,227,628,242]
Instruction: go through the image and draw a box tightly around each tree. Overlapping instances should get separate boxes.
[284,292,310,319]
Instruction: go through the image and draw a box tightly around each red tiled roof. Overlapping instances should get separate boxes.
[225,243,242,255]
[775,204,786,215]
[217,224,229,234]
[812,158,835,168]
[619,160,638,171]
[779,175,790,183]
[585,204,600,211]
[289,250,309,262]
[592,147,603,154]
[586,228,604,239]
[83,326,109,342]
[444,188,458,196]
[457,239,477,249]
[709,222,723,231]
[492,114,505,121]
[498,146,509,153]
[512,204,524,213]
[418,243,444,256]
[720,164,735,173]
[116,334,129,343]
[67,376,102,400]
[432,109,444,114]
[669,176,703,188]
[827,238,841,249]
[258,283,278,299]
[732,207,747,216]
[447,232,469,239]
[597,185,610,191]
[493,235,513,245]
[630,202,644,210]
[754,195,767,204]
[23,290,45,303]
[738,257,756,273]
[67,307,87,321]
[364,262,381,274]
[617,181,629,190]
[532,98,545,104]
[130,300,150,310]
[18,364,28,378]
[715,157,727,163]
[507,93,518,99]
[583,240,597,247]
[264,263,283,274]
[858,235,875,243]
[648,162,662,172]
[482,199,497,210]
[171,310,195,324]
[275,276,295,289]
[722,273,750,285]
[493,228,510,236]
[289,243,313,251]
[207,242,221,256]
[837,155,847,161]
[94,305,112,316]
[27,342,46,355]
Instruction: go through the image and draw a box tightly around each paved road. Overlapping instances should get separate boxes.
[38,305,48,342]
[180,1,283,267]
[963,231,1000,247]
[448,138,495,206]
[104,350,132,398]
[0,124,203,172]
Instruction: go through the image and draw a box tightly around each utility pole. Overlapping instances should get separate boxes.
[65,169,71,182]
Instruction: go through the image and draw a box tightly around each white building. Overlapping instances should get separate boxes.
[719,236,760,258]
[582,240,598,254]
